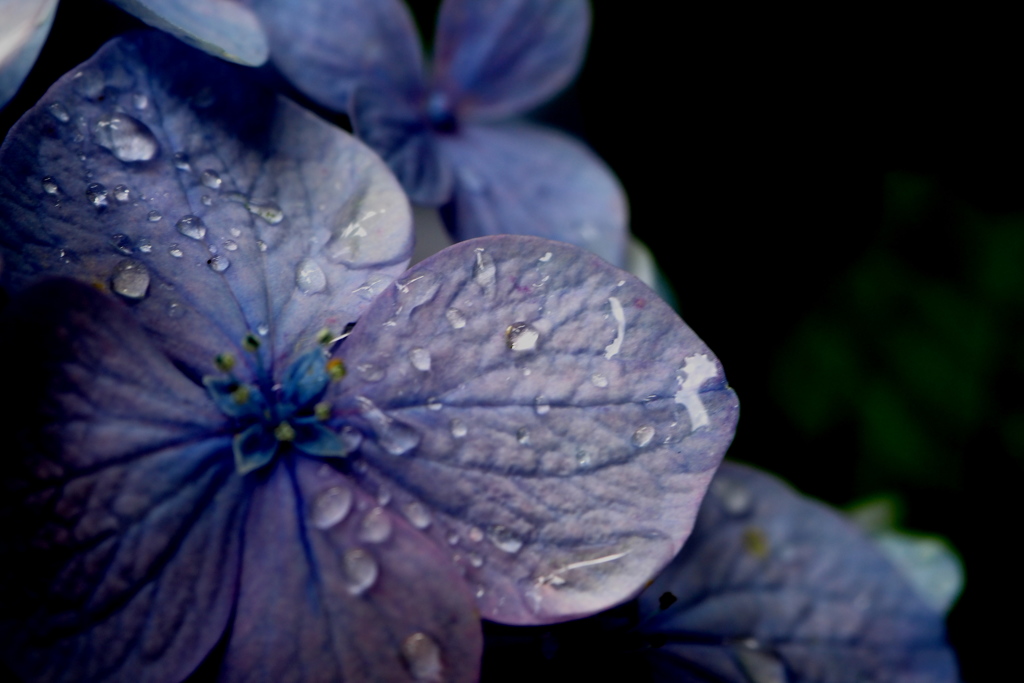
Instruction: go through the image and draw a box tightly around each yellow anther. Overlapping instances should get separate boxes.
[215,353,236,372]
[274,421,296,442]
[242,333,261,352]
[316,327,333,345]
[314,401,331,421]
[327,358,346,381]
[231,385,250,405]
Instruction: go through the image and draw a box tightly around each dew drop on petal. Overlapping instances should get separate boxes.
[356,396,419,455]
[207,254,230,272]
[359,507,392,543]
[505,322,539,351]
[310,486,353,530]
[86,183,108,207]
[247,201,284,224]
[467,527,484,543]
[257,240,268,252]
[257,323,269,336]
[472,248,496,290]
[72,70,104,99]
[591,373,609,388]
[93,113,159,162]
[201,169,222,189]
[450,419,467,438]
[167,301,184,318]
[468,553,484,568]
[632,425,655,448]
[447,533,459,546]
[343,548,378,595]
[109,233,133,255]
[516,428,530,445]
[426,397,443,411]
[113,184,131,202]
[577,449,592,468]
[404,502,431,530]
[223,239,238,251]
[201,194,212,206]
[173,152,191,171]
[111,260,150,299]
[137,237,152,254]
[377,487,392,506]
[401,632,443,682]
[534,397,550,415]
[409,348,431,372]
[445,307,467,329]
[168,244,183,258]
[295,258,327,294]
[48,102,71,123]
[539,252,553,262]
[489,526,523,554]
[147,209,162,222]
[42,177,59,195]
[132,93,148,110]
[175,215,205,240]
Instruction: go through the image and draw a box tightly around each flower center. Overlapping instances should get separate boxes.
[204,331,349,475]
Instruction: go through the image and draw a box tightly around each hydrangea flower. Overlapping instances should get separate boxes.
[0,32,737,681]
[250,0,629,266]
[0,0,268,109]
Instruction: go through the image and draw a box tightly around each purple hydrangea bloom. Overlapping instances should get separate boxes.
[250,0,629,266]
[0,32,737,681]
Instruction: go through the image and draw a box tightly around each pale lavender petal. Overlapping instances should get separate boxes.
[0,0,58,108]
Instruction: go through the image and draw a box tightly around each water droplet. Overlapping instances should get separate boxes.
[591,373,609,388]
[632,425,655,448]
[467,527,484,543]
[516,428,530,445]
[476,586,485,598]
[223,239,238,251]
[201,194,213,206]
[711,477,753,516]
[505,322,539,351]
[489,526,523,554]
[359,507,392,543]
[86,183,108,207]
[356,363,384,382]
[339,425,363,451]
[539,252,553,262]
[42,177,59,195]
[409,348,431,372]
[111,260,150,299]
[295,258,327,294]
[247,201,284,224]
[208,254,230,272]
[472,248,496,290]
[173,152,191,172]
[356,396,420,455]
[401,632,443,682]
[72,70,104,99]
[257,323,269,336]
[310,486,353,530]
[229,227,241,238]
[468,553,484,568]
[111,184,130,203]
[109,233,133,255]
[447,533,460,545]
[343,548,378,595]
[176,215,206,240]
[137,237,153,254]
[48,102,71,123]
[93,113,159,162]
[426,397,443,411]
[167,301,184,318]
[147,209,162,222]
[577,449,592,468]
[168,244,183,258]
[132,93,149,110]
[377,488,392,506]
[534,397,550,415]
[201,169,222,189]
[446,307,467,329]
[450,419,467,438]
[350,275,386,302]
[404,502,431,530]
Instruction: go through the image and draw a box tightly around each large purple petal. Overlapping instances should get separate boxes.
[218,456,481,682]
[0,0,58,109]
[432,0,590,121]
[329,235,738,625]
[248,0,425,113]
[634,463,961,682]
[0,280,245,683]
[0,31,411,384]
[107,0,269,66]
[438,122,627,266]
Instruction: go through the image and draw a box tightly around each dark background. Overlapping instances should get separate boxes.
[4,2,1013,680]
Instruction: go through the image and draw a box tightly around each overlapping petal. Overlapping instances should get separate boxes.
[0,31,412,384]
[432,0,591,121]
[438,123,627,266]
[327,235,738,625]
[0,0,58,109]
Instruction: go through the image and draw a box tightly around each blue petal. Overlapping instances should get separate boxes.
[330,235,738,625]
[217,457,481,682]
[438,122,628,266]
[0,279,245,682]
[432,0,591,120]
[0,31,412,386]
[634,463,961,682]
[248,0,425,112]
[0,0,58,109]
[107,0,269,66]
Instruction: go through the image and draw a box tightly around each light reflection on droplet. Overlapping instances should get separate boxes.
[176,215,206,240]
[343,548,378,595]
[359,507,392,543]
[310,486,353,530]
[450,419,467,438]
[401,632,443,682]
[208,254,230,272]
[404,502,431,530]
[296,258,327,294]
[632,425,655,448]
[111,260,150,299]
[147,209,162,222]
[409,348,431,372]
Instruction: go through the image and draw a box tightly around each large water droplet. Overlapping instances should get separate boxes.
[632,425,655,448]
[176,215,206,240]
[147,209,162,222]
[113,184,131,203]
[296,258,327,294]
[472,248,496,290]
[93,113,159,162]
[450,419,467,438]
[48,102,71,123]
[111,260,150,299]
[41,177,59,195]
[409,348,431,372]
[86,183,108,207]
[208,254,230,272]
[343,548,378,595]
[356,396,420,455]
[401,632,443,682]
[310,486,353,530]
[359,507,392,543]
[446,307,467,329]
[404,502,431,530]
[489,526,523,554]
[247,201,284,224]
[505,322,539,351]
[201,169,222,189]
[109,233,133,255]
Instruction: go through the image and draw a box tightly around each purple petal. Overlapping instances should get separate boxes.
[107,0,269,66]
[0,31,412,384]
[0,280,244,682]
[248,0,425,112]
[330,235,738,625]
[433,0,590,120]
[0,0,58,109]
[636,463,961,682]
[218,456,481,682]
[438,122,627,266]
